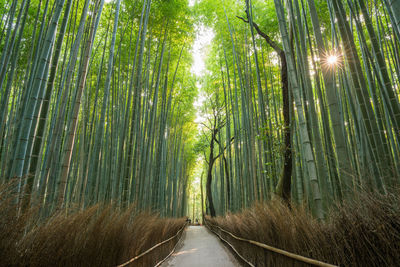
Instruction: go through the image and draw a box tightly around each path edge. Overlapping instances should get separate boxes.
[154,226,187,267]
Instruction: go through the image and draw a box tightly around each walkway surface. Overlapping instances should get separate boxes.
[162,226,242,267]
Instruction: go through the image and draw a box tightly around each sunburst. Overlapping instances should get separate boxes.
[321,50,342,71]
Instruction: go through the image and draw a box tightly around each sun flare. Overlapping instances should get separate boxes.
[322,51,342,70]
[327,55,338,65]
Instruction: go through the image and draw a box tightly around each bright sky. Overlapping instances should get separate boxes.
[192,26,215,126]
[191,26,215,77]
[189,0,215,217]
[189,0,196,7]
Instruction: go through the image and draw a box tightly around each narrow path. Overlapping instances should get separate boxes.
[162,226,242,267]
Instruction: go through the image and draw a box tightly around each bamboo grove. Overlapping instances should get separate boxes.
[196,0,400,219]
[0,0,198,217]
[1,0,400,222]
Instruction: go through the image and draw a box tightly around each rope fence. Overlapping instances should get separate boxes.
[204,218,337,267]
[117,222,187,267]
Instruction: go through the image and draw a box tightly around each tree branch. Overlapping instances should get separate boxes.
[237,15,283,54]
[213,137,234,161]
[204,152,209,164]
[200,122,212,131]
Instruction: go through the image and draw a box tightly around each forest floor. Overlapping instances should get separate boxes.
[162,226,242,267]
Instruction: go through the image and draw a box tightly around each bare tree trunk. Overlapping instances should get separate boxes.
[238,15,292,202]
[206,128,217,217]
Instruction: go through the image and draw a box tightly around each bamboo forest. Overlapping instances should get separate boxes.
[1,0,400,266]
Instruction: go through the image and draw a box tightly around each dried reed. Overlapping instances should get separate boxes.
[0,183,185,267]
[207,190,400,266]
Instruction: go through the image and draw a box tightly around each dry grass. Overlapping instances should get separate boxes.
[207,190,400,266]
[0,184,185,267]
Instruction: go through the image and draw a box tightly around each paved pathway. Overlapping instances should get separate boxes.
[162,226,242,267]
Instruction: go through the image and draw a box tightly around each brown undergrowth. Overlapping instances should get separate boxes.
[206,190,400,266]
[0,184,185,267]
